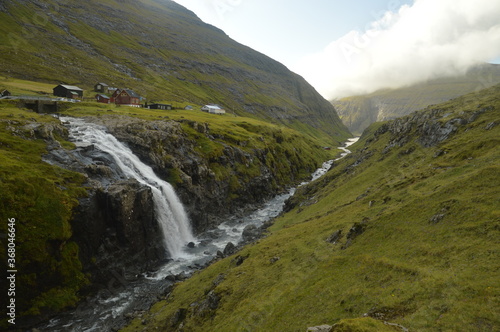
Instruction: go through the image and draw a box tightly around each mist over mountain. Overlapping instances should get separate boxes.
[294,0,500,99]
[332,63,500,135]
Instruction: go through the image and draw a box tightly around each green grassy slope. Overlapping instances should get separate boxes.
[0,0,349,143]
[0,102,89,324]
[333,63,500,135]
[123,85,499,331]
[0,93,344,328]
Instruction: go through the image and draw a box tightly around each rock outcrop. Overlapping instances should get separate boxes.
[42,112,326,293]
[72,179,167,286]
[371,106,492,151]
[87,115,309,233]
[44,134,168,286]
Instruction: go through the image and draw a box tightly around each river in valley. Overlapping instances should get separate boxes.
[38,118,358,331]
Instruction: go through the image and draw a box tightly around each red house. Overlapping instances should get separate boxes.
[111,89,141,107]
[95,94,110,104]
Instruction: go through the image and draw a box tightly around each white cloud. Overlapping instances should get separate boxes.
[293,0,500,99]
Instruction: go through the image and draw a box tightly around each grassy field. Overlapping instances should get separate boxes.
[122,85,499,331]
[0,76,55,95]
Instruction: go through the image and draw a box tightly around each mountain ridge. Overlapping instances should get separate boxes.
[0,0,350,142]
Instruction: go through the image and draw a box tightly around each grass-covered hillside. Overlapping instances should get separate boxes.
[0,0,349,142]
[332,63,500,135]
[0,74,345,328]
[123,85,499,332]
[0,101,88,324]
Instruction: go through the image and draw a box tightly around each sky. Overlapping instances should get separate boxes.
[172,0,500,99]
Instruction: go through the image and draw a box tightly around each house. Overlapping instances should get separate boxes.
[95,94,110,104]
[94,83,109,93]
[0,89,11,97]
[53,84,84,99]
[111,89,141,107]
[184,105,193,110]
[201,104,226,115]
[146,103,172,110]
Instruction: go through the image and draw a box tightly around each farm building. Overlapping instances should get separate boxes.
[146,103,172,110]
[95,94,110,104]
[111,89,141,107]
[53,84,84,99]
[201,104,226,115]
[94,83,109,93]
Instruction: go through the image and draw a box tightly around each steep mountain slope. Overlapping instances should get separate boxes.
[0,0,349,142]
[332,63,500,135]
[124,85,499,331]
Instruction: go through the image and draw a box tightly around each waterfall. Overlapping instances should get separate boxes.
[61,117,195,258]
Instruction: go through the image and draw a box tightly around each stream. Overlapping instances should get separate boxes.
[39,123,358,331]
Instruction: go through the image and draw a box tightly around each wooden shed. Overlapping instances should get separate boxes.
[53,84,84,98]
[95,94,110,104]
[94,83,109,93]
[147,103,172,110]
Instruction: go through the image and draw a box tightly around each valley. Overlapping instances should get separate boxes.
[0,1,498,331]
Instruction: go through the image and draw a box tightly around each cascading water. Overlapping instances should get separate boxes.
[41,122,359,332]
[61,117,195,258]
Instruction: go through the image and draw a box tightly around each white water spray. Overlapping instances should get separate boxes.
[62,117,195,258]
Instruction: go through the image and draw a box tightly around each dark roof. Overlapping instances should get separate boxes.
[122,89,140,98]
[57,84,84,91]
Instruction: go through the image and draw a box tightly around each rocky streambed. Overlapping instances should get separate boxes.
[39,186,295,332]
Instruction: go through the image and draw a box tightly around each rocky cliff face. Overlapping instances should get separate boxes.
[87,115,306,232]
[44,127,167,287]
[42,112,325,290]
[72,179,166,285]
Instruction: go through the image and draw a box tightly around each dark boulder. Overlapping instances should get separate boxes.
[223,242,237,256]
[242,224,261,242]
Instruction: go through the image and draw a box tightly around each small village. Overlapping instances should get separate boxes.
[0,83,227,115]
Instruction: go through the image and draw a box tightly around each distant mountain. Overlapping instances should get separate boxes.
[332,63,500,135]
[0,0,349,141]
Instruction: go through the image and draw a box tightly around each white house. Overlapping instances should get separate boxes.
[201,104,226,115]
